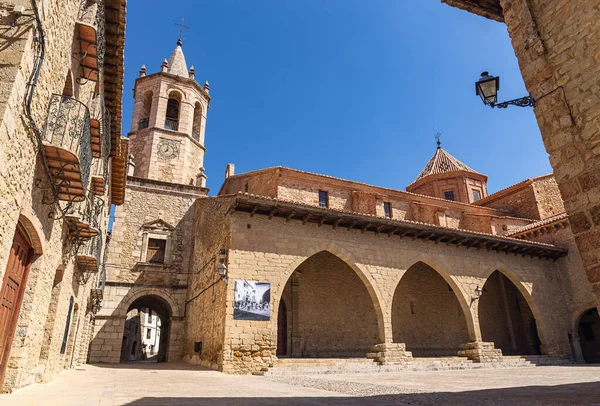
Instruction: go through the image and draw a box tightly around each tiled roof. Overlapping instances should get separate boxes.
[508,213,569,237]
[474,174,554,206]
[414,147,480,182]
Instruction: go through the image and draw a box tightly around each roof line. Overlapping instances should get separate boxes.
[221,166,508,214]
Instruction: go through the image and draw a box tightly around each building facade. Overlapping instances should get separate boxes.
[0,0,126,391]
[87,36,599,373]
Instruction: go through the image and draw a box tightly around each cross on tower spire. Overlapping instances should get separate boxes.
[174,18,190,46]
[435,132,441,149]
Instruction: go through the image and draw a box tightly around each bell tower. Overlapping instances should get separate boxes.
[128,39,210,186]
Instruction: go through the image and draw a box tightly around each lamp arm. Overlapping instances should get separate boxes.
[492,95,535,109]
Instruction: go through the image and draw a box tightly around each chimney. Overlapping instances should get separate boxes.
[139,65,146,77]
[225,163,235,179]
[161,59,169,73]
[189,65,195,80]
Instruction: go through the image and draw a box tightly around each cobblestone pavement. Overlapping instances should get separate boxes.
[0,363,599,405]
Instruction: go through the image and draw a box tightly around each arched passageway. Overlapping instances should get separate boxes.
[120,295,171,363]
[479,270,541,356]
[278,251,380,358]
[578,308,600,363]
[392,262,470,357]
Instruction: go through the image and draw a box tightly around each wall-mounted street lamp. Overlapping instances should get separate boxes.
[476,72,535,109]
[471,285,484,305]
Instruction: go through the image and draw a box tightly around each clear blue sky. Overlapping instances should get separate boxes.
[121,0,552,195]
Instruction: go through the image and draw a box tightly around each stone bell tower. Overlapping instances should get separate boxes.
[128,39,210,186]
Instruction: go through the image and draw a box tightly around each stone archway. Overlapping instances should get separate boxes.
[119,295,172,363]
[391,261,471,357]
[479,270,542,356]
[278,251,381,358]
[577,308,600,363]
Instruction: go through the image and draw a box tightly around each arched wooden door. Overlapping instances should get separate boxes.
[0,225,33,385]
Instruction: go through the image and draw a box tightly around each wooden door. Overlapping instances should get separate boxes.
[0,225,33,386]
[276,300,287,356]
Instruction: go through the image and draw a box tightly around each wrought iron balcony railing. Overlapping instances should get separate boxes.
[64,192,105,240]
[76,232,102,274]
[75,0,106,83]
[42,94,93,202]
[164,118,179,131]
[138,118,149,130]
[90,97,111,196]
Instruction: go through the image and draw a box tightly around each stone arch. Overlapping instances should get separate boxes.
[116,288,181,319]
[119,292,175,363]
[412,259,477,341]
[277,249,385,357]
[165,88,186,102]
[17,213,43,255]
[479,268,545,355]
[392,261,474,356]
[280,247,387,344]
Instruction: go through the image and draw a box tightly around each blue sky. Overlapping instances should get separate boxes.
[121,0,551,195]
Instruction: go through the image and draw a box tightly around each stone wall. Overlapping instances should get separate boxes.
[89,178,202,364]
[0,0,112,390]
[392,262,470,356]
[283,251,380,357]
[182,197,230,370]
[195,196,573,374]
[220,167,533,236]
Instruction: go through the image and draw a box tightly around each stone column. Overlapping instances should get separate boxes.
[458,342,503,363]
[367,343,413,365]
[498,0,600,308]
[290,276,301,357]
[569,333,585,363]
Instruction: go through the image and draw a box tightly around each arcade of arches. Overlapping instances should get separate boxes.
[274,253,551,361]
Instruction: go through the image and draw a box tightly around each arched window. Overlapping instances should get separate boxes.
[164,96,180,131]
[192,102,202,141]
[138,91,153,130]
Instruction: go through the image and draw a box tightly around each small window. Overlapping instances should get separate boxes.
[146,328,152,339]
[150,345,155,355]
[384,202,392,219]
[318,191,328,208]
[147,238,166,264]
[444,191,455,201]
[147,309,153,324]
[472,190,481,202]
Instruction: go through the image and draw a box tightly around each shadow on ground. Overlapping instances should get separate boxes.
[123,381,600,405]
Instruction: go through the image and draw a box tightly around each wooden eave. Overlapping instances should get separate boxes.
[441,0,504,22]
[230,195,568,261]
[104,0,126,157]
[110,137,128,205]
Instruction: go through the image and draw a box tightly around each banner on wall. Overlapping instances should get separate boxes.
[233,280,271,321]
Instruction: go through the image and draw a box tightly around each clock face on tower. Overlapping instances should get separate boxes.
[157,139,180,159]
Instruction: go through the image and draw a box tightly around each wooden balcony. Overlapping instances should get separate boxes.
[65,193,104,240]
[41,94,93,202]
[75,0,105,83]
[76,233,102,273]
